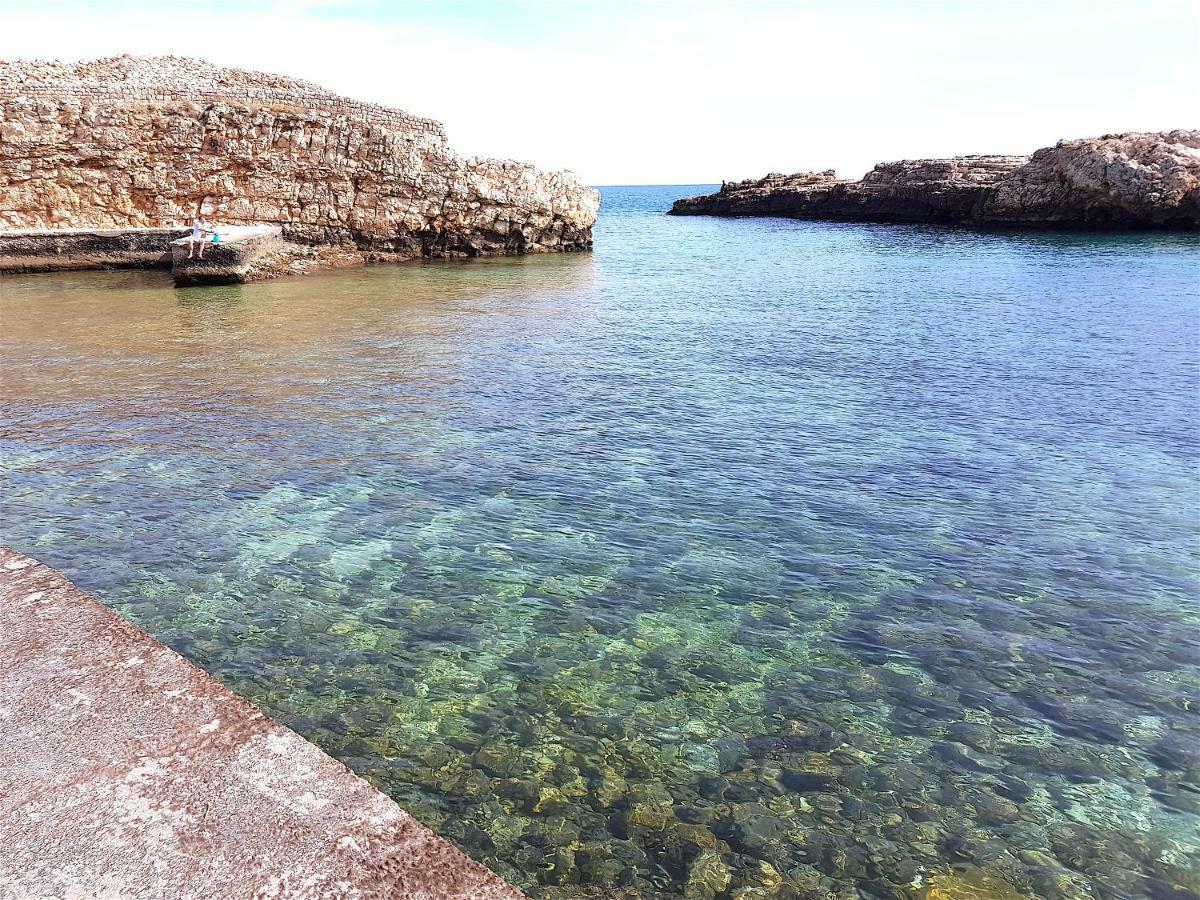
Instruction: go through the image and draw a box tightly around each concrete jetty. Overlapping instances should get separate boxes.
[0,227,185,273]
[0,547,523,899]
[0,224,285,285]
[171,225,283,285]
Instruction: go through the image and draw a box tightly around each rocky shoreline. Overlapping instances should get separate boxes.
[0,55,599,281]
[670,131,1200,229]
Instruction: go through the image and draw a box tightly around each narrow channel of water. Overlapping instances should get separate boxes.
[2,187,1197,898]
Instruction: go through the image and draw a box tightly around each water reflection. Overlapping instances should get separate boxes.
[1,192,1197,898]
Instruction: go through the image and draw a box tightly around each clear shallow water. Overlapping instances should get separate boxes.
[2,186,1199,898]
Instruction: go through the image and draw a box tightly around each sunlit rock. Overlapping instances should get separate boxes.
[670,132,1200,228]
[0,55,599,273]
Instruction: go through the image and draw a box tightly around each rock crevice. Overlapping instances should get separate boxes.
[670,131,1200,228]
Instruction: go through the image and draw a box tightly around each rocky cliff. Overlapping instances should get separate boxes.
[0,56,599,264]
[670,131,1200,228]
[977,131,1200,226]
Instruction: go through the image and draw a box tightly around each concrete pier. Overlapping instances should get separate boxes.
[0,225,284,283]
[0,227,185,273]
[170,225,283,285]
[0,547,523,900]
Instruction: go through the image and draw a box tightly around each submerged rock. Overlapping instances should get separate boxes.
[670,131,1200,228]
[916,867,1027,899]
[593,772,629,809]
[780,769,838,793]
[1148,732,1200,772]
[473,743,527,778]
[684,851,732,899]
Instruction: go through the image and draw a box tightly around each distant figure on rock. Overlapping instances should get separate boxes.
[188,216,210,259]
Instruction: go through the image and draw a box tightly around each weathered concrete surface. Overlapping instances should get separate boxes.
[0,547,525,900]
[0,226,184,273]
[171,224,284,285]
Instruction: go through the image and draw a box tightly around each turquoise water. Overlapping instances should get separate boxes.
[2,186,1198,898]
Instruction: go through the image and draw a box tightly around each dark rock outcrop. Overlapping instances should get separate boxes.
[670,131,1200,228]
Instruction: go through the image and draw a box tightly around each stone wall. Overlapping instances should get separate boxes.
[0,56,598,259]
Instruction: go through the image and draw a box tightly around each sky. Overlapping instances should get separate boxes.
[0,0,1195,185]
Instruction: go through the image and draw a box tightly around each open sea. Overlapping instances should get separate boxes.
[2,186,1198,898]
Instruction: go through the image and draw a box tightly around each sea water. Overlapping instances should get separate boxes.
[2,186,1198,897]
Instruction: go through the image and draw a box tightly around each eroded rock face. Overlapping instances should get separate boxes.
[0,56,599,258]
[670,132,1200,228]
[979,130,1200,226]
[675,157,1026,224]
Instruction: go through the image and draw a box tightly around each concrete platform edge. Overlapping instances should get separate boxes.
[0,546,525,900]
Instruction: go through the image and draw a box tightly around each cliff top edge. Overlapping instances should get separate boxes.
[0,54,444,133]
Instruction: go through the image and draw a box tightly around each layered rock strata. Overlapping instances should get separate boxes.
[0,55,598,273]
[670,131,1200,228]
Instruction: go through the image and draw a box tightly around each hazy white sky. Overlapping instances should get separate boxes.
[1,0,1195,184]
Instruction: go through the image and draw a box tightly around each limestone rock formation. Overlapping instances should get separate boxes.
[0,55,599,264]
[978,130,1200,226]
[673,158,1026,224]
[670,131,1200,228]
